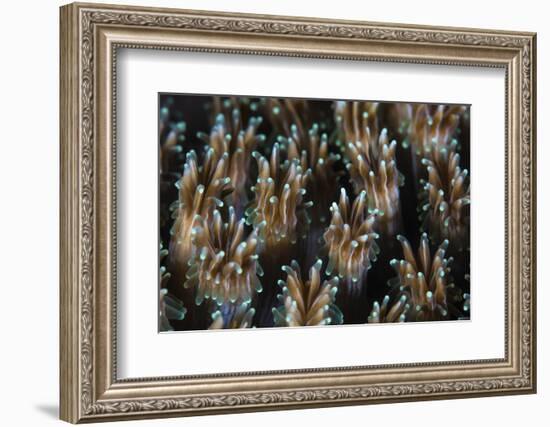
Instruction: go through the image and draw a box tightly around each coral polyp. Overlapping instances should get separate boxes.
[335,101,379,144]
[159,99,186,169]
[335,101,402,234]
[159,94,470,331]
[184,207,262,306]
[209,301,256,329]
[406,104,466,157]
[159,245,186,332]
[389,233,458,321]
[420,146,470,249]
[323,188,380,290]
[159,118,185,176]
[265,98,311,142]
[246,143,312,248]
[281,123,340,225]
[273,259,343,327]
[199,109,266,213]
[169,149,233,275]
[367,294,410,323]
[159,289,187,332]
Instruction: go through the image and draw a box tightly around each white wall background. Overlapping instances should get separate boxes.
[0,0,546,425]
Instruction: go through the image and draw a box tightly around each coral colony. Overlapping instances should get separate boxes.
[158,95,470,331]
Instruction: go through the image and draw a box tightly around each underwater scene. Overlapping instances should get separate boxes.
[158,94,470,331]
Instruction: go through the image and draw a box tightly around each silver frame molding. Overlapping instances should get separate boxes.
[60,2,537,423]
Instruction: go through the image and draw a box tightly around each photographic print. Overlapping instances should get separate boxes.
[158,94,471,332]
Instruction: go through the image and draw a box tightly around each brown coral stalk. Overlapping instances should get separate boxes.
[273,259,343,327]
[185,207,262,306]
[406,104,466,157]
[334,101,402,234]
[246,143,312,248]
[283,123,341,224]
[159,114,185,176]
[199,109,265,213]
[169,149,233,276]
[159,244,186,332]
[367,294,410,323]
[420,146,470,249]
[264,98,311,142]
[323,188,380,291]
[389,233,457,321]
[209,301,256,329]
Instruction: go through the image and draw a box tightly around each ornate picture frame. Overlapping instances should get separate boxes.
[60,2,536,423]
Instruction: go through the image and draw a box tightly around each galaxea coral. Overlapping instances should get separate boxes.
[245,143,312,249]
[209,301,256,329]
[334,101,402,234]
[404,104,466,158]
[184,207,263,306]
[282,123,340,225]
[169,149,233,277]
[158,95,470,331]
[273,259,343,327]
[198,108,265,215]
[323,188,380,292]
[367,294,410,323]
[388,233,463,321]
[159,244,186,332]
[419,141,470,250]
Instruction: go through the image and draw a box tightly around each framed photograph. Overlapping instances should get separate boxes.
[60,2,537,423]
